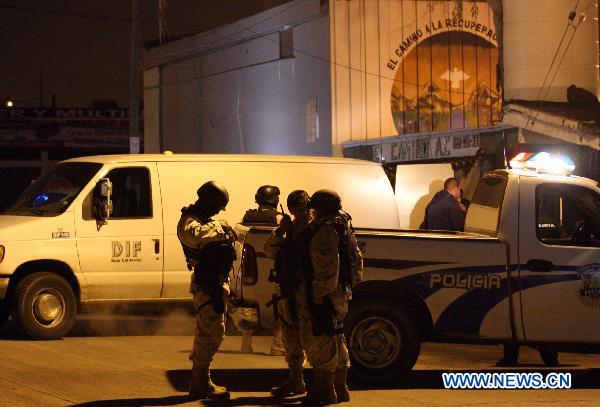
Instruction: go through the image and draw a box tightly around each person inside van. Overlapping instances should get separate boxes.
[421,177,467,231]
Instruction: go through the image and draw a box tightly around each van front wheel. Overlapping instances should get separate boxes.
[11,273,77,339]
[345,299,420,384]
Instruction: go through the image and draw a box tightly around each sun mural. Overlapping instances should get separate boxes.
[391,31,501,134]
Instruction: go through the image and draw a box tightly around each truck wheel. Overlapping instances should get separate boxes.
[11,273,77,339]
[345,299,420,384]
[0,299,9,327]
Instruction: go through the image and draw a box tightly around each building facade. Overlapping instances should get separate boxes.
[142,0,599,178]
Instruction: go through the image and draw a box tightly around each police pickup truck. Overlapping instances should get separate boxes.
[240,152,600,383]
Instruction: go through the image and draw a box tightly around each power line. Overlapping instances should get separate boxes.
[524,0,580,129]
[0,4,211,32]
[528,0,595,127]
[144,0,302,62]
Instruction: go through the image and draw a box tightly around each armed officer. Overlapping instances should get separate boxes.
[177,181,236,400]
[300,189,363,404]
[242,184,286,356]
[263,190,313,397]
[242,185,282,225]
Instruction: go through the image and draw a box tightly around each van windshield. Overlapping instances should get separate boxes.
[4,162,102,216]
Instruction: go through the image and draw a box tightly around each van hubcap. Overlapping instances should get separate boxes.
[32,289,65,327]
[350,316,401,369]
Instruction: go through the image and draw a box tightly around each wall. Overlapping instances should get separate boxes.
[503,0,599,101]
[142,0,332,157]
[330,0,501,155]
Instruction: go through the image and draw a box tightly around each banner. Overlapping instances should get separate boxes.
[0,108,141,149]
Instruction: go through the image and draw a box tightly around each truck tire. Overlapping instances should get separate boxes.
[0,299,9,327]
[11,273,77,339]
[345,299,420,384]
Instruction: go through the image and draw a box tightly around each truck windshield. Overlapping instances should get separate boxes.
[4,162,102,216]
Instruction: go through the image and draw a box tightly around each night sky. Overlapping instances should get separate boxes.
[0,0,289,109]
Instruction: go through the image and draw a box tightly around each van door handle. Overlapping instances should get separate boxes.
[153,239,160,254]
[525,259,554,272]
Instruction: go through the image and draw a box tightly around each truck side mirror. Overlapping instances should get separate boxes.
[94,178,113,223]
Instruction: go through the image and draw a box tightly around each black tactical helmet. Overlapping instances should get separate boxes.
[197,181,229,211]
[287,190,310,209]
[255,185,280,207]
[309,189,342,213]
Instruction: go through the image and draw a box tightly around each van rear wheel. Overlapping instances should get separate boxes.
[11,273,77,339]
[345,299,420,384]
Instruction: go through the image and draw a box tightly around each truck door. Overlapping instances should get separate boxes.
[518,179,600,343]
[75,164,164,300]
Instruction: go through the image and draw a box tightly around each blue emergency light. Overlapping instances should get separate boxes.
[509,152,575,176]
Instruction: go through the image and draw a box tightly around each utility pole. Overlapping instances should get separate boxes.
[158,0,168,44]
[39,65,44,106]
[129,0,141,154]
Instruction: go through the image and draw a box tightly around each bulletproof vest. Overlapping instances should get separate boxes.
[274,223,305,294]
[192,240,236,285]
[310,215,364,289]
[179,207,236,285]
[242,206,279,225]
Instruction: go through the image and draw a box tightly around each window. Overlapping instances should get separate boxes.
[465,174,508,235]
[6,162,101,216]
[279,27,294,59]
[536,184,600,248]
[105,167,152,219]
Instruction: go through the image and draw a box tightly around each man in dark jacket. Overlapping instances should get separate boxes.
[422,177,467,231]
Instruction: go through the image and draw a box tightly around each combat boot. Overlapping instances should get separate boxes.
[334,367,350,402]
[271,366,306,397]
[305,369,337,405]
[189,364,230,400]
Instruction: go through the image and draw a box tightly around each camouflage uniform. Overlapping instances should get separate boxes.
[177,214,230,398]
[243,204,285,355]
[300,216,351,372]
[264,223,307,371]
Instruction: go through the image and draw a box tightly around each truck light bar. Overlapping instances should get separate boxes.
[510,152,575,176]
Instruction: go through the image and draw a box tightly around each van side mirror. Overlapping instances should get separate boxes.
[94,178,113,223]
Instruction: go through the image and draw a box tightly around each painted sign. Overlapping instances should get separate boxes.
[332,1,502,150]
[0,108,142,149]
[388,2,501,135]
[374,132,480,162]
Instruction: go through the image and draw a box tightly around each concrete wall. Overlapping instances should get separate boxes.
[142,0,331,156]
[503,0,599,101]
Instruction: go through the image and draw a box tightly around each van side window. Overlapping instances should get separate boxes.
[106,167,152,219]
[536,184,600,248]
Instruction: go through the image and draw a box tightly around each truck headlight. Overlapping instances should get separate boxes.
[0,245,4,263]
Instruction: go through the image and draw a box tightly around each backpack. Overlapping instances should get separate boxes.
[318,214,364,288]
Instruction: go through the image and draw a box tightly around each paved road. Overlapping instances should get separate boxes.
[1,313,599,406]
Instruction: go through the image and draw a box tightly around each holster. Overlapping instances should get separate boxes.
[195,269,226,315]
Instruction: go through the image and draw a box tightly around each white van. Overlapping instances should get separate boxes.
[0,153,399,339]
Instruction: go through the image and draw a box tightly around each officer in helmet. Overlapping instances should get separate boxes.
[241,185,286,356]
[177,181,236,400]
[264,190,313,397]
[299,189,361,404]
[242,185,281,225]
